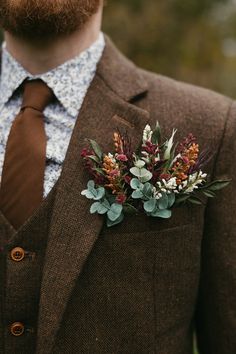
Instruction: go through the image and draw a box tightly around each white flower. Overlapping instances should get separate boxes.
[143,124,153,144]
[108,153,116,164]
[183,170,207,194]
[156,177,178,194]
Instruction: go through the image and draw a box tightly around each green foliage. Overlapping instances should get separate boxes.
[130,160,153,182]
[81,181,124,227]
[81,181,105,200]
[88,139,103,160]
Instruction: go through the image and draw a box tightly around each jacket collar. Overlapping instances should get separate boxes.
[97,34,149,102]
[31,35,149,354]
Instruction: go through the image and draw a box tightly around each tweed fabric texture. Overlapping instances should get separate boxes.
[0,35,236,354]
[0,186,57,354]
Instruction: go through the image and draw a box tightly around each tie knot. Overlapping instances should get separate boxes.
[21,79,55,112]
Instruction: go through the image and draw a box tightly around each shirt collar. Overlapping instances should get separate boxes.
[0,32,105,117]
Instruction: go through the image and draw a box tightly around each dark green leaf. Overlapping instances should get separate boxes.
[93,167,105,176]
[151,121,161,144]
[88,139,103,160]
[188,196,203,205]
[175,194,190,204]
[88,155,100,163]
[203,190,216,198]
[123,203,138,214]
[207,180,231,191]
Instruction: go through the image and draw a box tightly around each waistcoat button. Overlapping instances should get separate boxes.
[10,322,25,336]
[10,247,25,262]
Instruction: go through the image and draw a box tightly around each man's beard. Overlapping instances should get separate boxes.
[0,0,100,40]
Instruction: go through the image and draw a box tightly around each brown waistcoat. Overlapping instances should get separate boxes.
[0,35,236,354]
[0,187,56,353]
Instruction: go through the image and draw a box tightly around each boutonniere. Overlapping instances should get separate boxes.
[81,122,230,227]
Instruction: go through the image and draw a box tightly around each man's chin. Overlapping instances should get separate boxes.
[2,22,82,42]
[0,0,100,41]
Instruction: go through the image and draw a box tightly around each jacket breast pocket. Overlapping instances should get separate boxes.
[95,220,203,346]
[98,204,204,285]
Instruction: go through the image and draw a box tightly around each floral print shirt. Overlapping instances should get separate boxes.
[0,32,105,197]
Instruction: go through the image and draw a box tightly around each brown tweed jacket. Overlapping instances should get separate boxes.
[29,36,236,353]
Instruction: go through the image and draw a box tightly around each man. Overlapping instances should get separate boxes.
[0,0,235,353]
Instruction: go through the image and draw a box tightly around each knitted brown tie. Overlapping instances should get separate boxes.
[0,79,54,229]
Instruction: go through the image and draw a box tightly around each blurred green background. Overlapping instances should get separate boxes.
[103,0,236,99]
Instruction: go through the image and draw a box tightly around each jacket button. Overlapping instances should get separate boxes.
[10,322,25,336]
[10,247,25,262]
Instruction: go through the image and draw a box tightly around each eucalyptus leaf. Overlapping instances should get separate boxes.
[142,182,153,198]
[87,180,95,189]
[107,203,123,221]
[151,209,172,218]
[131,190,143,199]
[134,160,145,168]
[107,213,124,227]
[130,178,143,190]
[130,167,152,182]
[168,193,176,207]
[81,189,96,199]
[140,170,153,183]
[130,167,141,177]
[111,203,123,214]
[157,193,169,210]
[90,202,100,214]
[90,201,108,215]
[94,187,105,200]
[97,203,109,214]
[88,139,103,160]
[144,199,157,212]
[102,198,111,209]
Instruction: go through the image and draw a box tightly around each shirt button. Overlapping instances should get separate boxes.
[10,322,25,336]
[10,247,25,262]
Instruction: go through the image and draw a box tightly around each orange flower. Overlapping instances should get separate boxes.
[171,143,199,184]
[102,155,121,194]
[113,132,124,154]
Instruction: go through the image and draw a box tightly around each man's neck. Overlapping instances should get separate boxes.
[4,8,103,75]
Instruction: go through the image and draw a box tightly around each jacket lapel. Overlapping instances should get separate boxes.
[36,36,150,354]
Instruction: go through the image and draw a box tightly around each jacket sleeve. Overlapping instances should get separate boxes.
[195,100,236,354]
